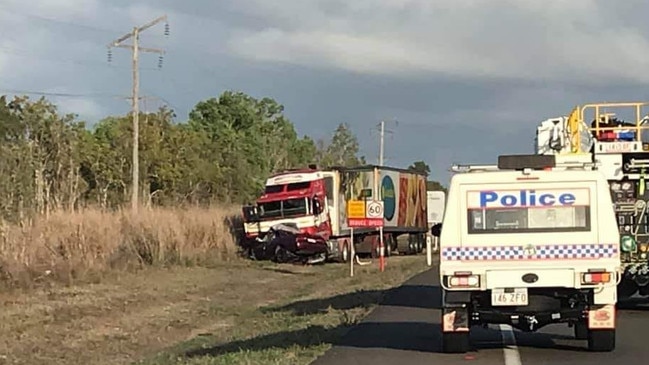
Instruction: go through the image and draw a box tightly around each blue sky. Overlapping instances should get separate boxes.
[1,0,649,184]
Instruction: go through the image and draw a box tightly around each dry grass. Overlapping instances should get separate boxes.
[0,205,243,289]
[0,255,431,365]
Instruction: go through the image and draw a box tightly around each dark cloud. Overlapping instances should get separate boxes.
[1,0,649,185]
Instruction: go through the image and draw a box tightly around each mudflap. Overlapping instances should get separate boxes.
[585,304,616,352]
[587,304,615,330]
[441,307,470,354]
[442,307,470,333]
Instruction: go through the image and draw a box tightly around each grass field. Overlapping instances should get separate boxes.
[0,206,431,365]
[0,206,242,289]
[0,255,429,365]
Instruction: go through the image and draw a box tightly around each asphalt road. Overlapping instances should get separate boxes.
[310,264,649,365]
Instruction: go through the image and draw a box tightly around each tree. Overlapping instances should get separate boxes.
[0,89,438,221]
[408,160,447,193]
[408,160,430,176]
[316,122,365,167]
[187,90,317,202]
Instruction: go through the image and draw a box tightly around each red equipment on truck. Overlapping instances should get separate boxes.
[241,164,429,263]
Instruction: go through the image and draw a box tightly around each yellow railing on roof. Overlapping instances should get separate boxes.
[569,102,649,153]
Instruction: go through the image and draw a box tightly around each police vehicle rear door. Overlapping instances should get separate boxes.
[460,177,600,267]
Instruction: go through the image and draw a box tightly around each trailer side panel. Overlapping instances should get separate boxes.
[335,166,428,235]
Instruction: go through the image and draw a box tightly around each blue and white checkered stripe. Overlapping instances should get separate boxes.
[442,244,618,261]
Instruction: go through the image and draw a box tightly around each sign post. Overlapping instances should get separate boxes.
[350,228,355,277]
[347,200,365,277]
[365,200,386,272]
[347,199,385,274]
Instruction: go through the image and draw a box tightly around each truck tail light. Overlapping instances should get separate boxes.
[581,271,612,284]
[448,274,480,288]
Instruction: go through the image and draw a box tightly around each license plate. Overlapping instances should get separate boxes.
[491,288,528,306]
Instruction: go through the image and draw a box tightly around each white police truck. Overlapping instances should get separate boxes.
[433,154,621,353]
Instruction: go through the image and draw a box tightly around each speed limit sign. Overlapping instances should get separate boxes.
[366,200,384,218]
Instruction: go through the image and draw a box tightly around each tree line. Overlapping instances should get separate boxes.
[0,90,444,222]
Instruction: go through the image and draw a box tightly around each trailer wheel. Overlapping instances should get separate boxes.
[384,235,393,257]
[372,235,391,258]
[587,329,615,352]
[416,234,425,253]
[340,241,350,263]
[406,234,417,255]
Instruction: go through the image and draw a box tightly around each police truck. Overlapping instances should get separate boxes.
[433,154,621,353]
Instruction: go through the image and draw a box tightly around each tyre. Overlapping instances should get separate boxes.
[374,236,391,258]
[274,245,290,263]
[384,235,392,257]
[407,235,418,255]
[417,235,424,253]
[441,331,470,353]
[587,329,615,352]
[574,322,588,340]
[340,241,350,263]
[617,278,638,299]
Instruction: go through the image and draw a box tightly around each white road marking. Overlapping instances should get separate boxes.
[499,324,523,365]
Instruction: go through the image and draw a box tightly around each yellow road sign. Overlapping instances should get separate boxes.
[347,200,366,218]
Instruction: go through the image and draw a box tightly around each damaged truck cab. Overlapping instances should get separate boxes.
[436,154,621,353]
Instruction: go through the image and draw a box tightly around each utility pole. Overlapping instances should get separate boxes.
[376,119,397,166]
[379,120,385,166]
[107,15,169,213]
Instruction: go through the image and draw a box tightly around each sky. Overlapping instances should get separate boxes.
[1,0,649,184]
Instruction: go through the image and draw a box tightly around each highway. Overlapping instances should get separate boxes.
[310,266,649,365]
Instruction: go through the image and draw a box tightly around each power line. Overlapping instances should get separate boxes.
[0,89,124,99]
[0,4,126,35]
[0,45,161,72]
[108,15,169,213]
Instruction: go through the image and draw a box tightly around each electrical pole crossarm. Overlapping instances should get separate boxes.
[113,44,165,54]
[108,15,167,48]
[108,31,134,47]
[137,15,167,33]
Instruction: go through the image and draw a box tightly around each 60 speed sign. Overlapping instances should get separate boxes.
[366,200,384,218]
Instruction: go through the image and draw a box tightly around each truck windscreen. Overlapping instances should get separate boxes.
[258,198,308,219]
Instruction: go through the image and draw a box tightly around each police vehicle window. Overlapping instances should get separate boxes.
[467,189,591,234]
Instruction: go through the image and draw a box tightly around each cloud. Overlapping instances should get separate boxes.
[2,0,649,185]
[225,0,649,84]
[55,97,107,121]
[0,0,101,20]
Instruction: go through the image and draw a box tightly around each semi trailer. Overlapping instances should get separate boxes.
[241,164,430,263]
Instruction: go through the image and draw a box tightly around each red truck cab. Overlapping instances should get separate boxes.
[242,167,332,240]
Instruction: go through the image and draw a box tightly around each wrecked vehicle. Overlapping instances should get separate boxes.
[241,222,329,264]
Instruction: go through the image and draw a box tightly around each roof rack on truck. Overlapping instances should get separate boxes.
[450,154,599,173]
